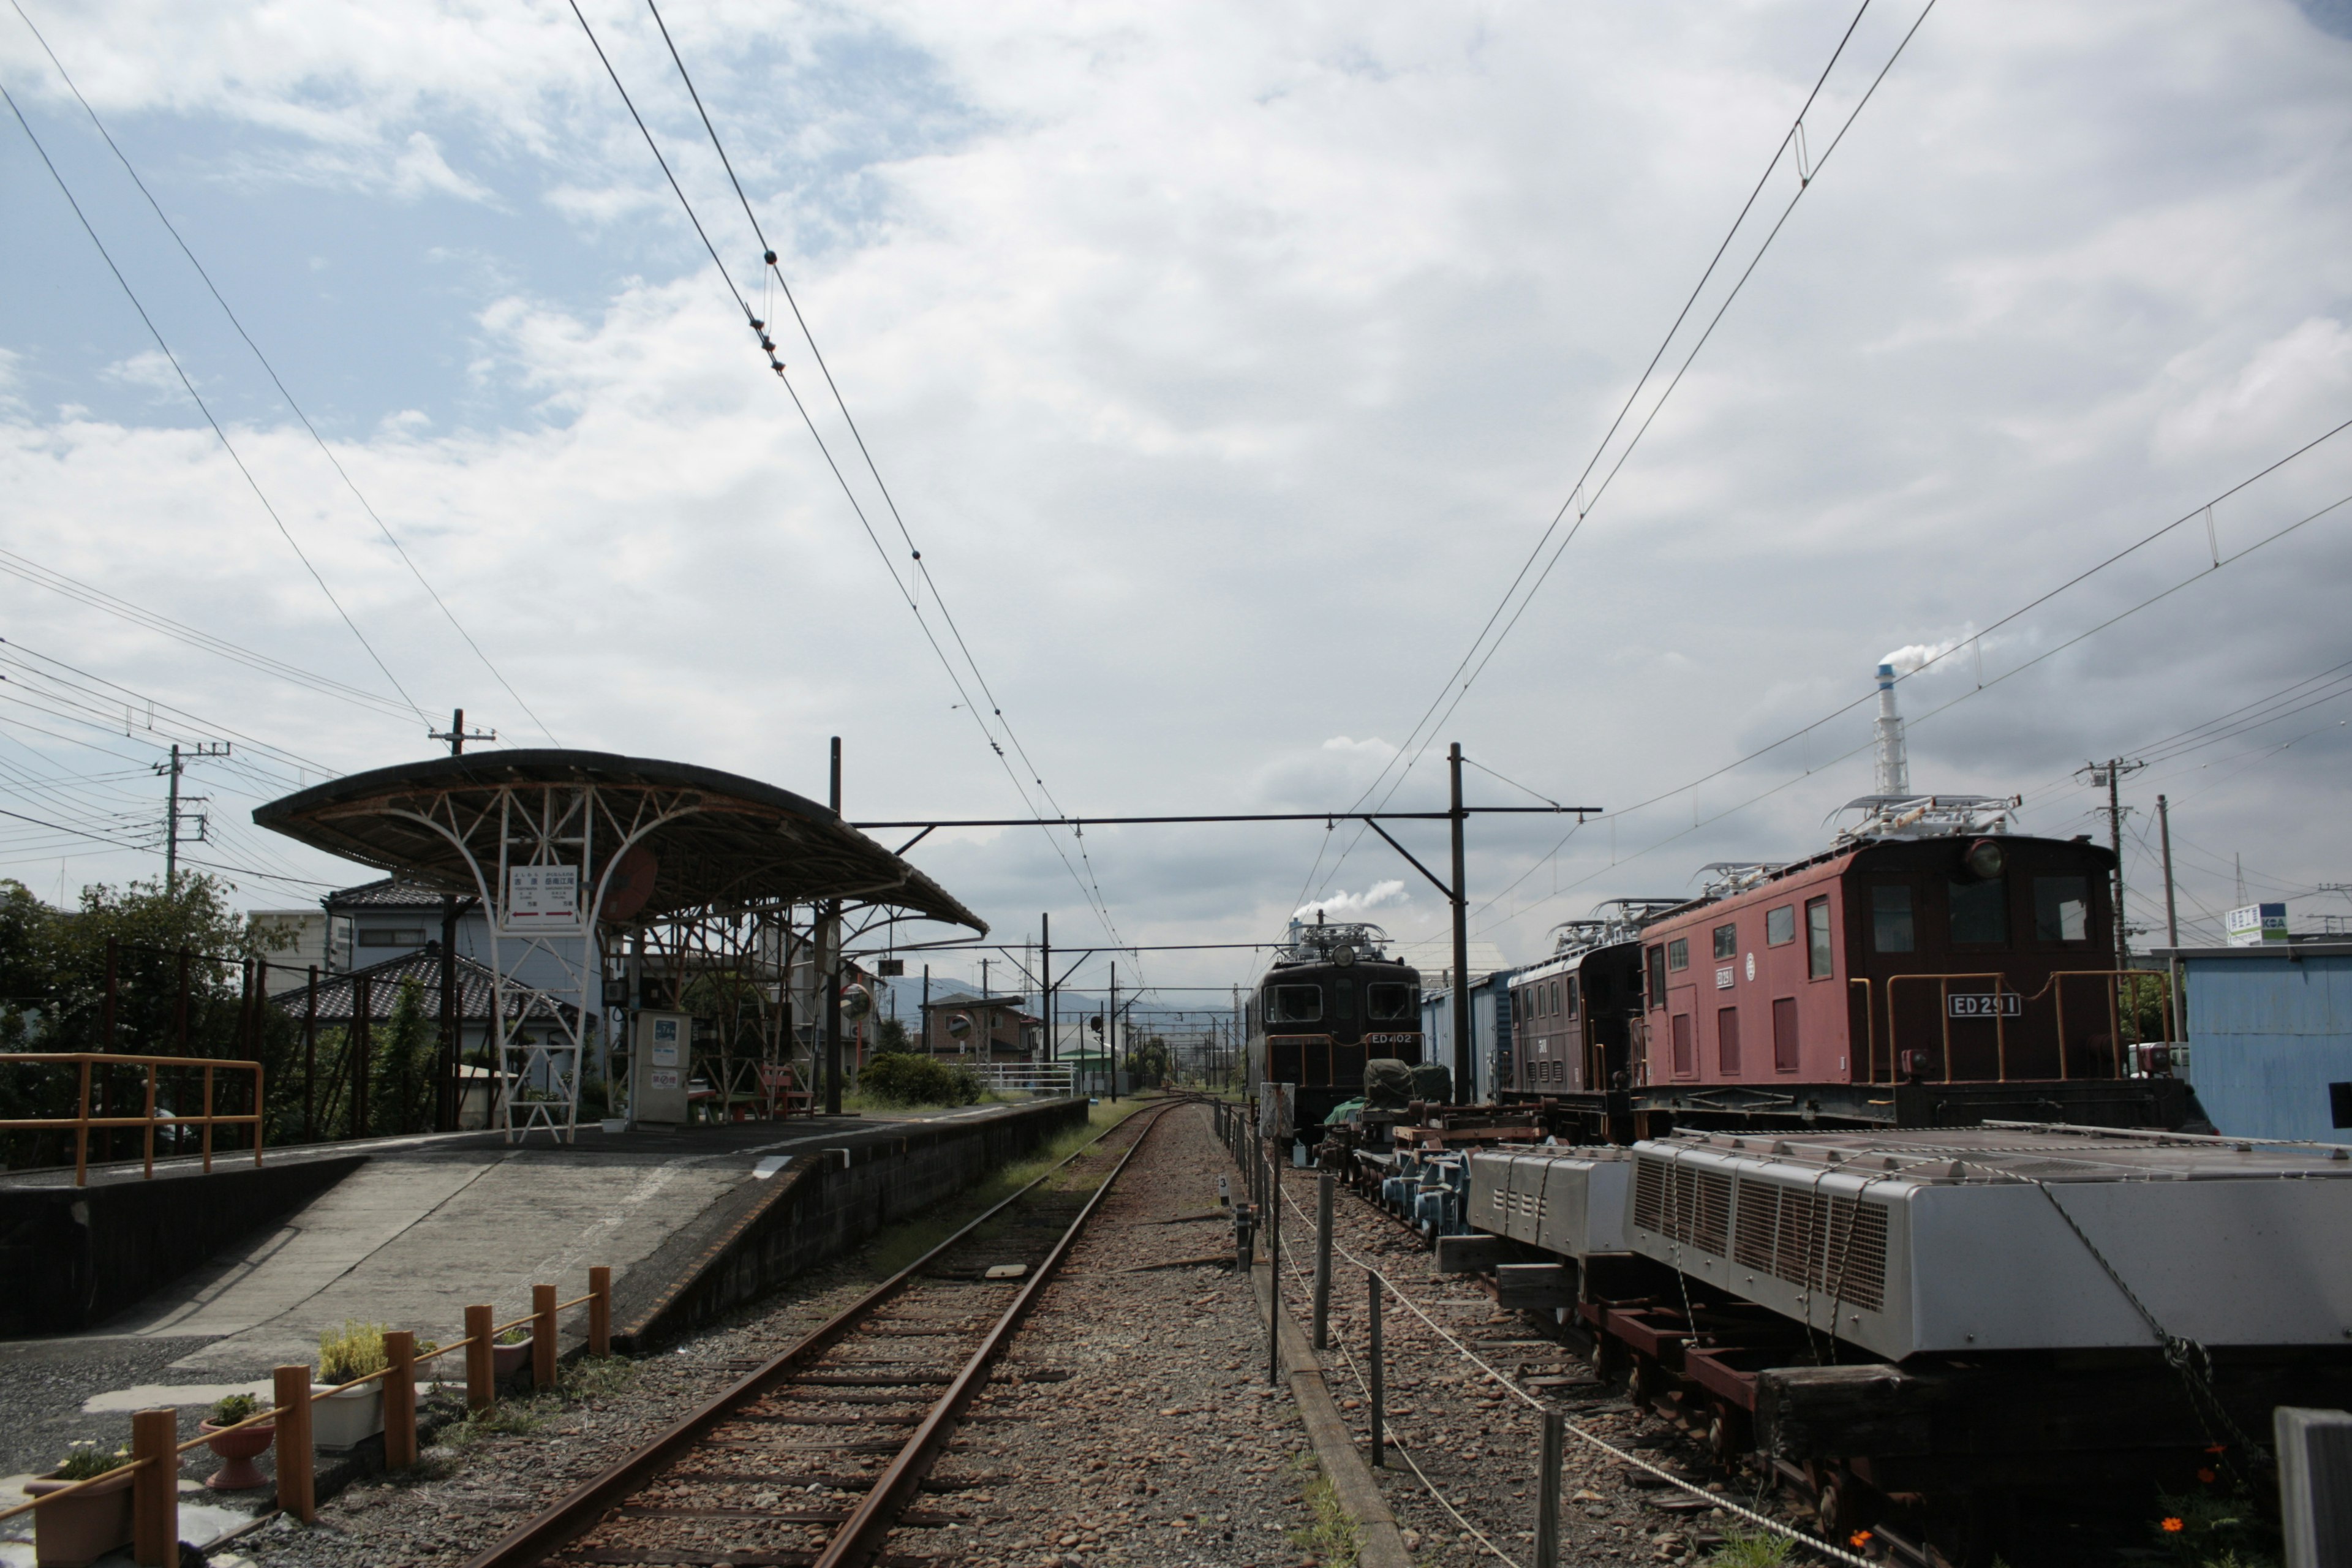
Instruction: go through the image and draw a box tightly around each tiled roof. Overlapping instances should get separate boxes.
[268,949,574,1025]
[920,991,1026,1010]
[325,877,464,913]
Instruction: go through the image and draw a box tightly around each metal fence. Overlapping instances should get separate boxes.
[972,1061,1077,1096]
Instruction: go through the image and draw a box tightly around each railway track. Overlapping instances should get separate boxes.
[461,1103,1172,1568]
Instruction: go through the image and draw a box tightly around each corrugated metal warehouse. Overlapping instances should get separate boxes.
[2162,940,2352,1145]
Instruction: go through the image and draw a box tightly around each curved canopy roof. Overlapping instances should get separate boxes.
[253,750,984,932]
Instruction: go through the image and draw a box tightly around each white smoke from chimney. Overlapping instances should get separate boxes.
[1879,627,1977,676]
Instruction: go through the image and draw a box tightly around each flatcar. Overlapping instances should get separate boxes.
[1626,796,2199,1131]
[1245,916,1422,1134]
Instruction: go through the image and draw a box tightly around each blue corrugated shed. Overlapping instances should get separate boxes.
[1422,973,1513,1102]
[2163,943,2352,1145]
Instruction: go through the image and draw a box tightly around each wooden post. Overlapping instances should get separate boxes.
[383,1330,417,1469]
[465,1303,495,1411]
[589,1266,611,1357]
[273,1364,314,1521]
[130,1406,176,1566]
[74,1056,91,1187]
[533,1283,557,1390]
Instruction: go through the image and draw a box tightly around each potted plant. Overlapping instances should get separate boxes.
[197,1392,275,1491]
[492,1322,533,1382]
[26,1441,135,1567]
[311,1321,390,1451]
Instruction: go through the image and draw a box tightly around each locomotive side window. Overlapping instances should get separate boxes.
[1648,945,1667,1007]
[1948,877,2009,946]
[2035,876,2090,942]
[1267,985,1323,1023]
[1872,885,1915,954]
[1368,982,1414,1020]
[1766,905,1795,946]
[1564,976,1580,1017]
[1806,897,1832,978]
[1667,938,1690,971]
[1713,924,1738,960]
[1551,981,1563,1015]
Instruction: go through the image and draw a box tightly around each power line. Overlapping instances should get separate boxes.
[1,81,428,726]
[6,0,557,746]
[571,0,1134,962]
[1297,0,1937,916]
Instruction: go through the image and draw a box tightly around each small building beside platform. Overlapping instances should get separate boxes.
[919,990,1037,1059]
[2158,940,2352,1145]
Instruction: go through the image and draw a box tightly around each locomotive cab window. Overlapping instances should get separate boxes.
[2035,876,2090,942]
[1267,985,1322,1023]
[1712,924,1738,960]
[1948,877,2009,946]
[1766,905,1796,946]
[1368,982,1414,1020]
[1806,897,1833,979]
[1872,885,1915,954]
[1667,938,1690,971]
[1647,945,1668,1008]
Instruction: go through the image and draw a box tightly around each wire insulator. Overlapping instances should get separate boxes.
[763,249,777,264]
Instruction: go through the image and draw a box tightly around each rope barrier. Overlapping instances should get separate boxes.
[1275,1175,1875,1568]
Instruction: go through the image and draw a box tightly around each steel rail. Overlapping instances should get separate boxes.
[459,1102,1169,1568]
[812,1102,1169,1568]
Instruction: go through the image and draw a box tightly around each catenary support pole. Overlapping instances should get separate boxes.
[824,736,844,1117]
[1313,1170,1334,1351]
[1449,742,1472,1103]
[2108,760,2128,961]
[1109,962,1118,1101]
[1536,1408,1565,1568]
[1041,911,1052,1065]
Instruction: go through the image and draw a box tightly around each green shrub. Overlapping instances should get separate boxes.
[208,1392,259,1425]
[497,1323,532,1345]
[860,1051,981,1107]
[318,1320,389,1383]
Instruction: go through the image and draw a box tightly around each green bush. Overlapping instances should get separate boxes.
[208,1392,259,1425]
[860,1051,981,1107]
[54,1441,132,1480]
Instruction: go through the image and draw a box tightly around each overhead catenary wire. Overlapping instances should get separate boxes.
[0,81,429,728]
[5,0,556,746]
[571,0,1135,962]
[1294,0,1937,916]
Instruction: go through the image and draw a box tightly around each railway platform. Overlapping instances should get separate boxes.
[0,1099,1081,1555]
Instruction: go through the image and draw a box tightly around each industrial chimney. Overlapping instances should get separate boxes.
[1872,662,1910,797]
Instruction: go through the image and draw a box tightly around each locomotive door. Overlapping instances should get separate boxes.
[1667,985,1698,1079]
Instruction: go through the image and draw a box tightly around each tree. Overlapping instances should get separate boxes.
[872,1015,910,1055]
[371,978,441,1136]
[1122,1034,1172,1085]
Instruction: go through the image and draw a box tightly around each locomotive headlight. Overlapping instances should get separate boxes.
[1964,839,2005,880]
[1332,944,1357,967]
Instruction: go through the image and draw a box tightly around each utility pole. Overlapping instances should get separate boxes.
[1040,912,1052,1065]
[921,964,930,1052]
[1448,742,1472,1104]
[2159,795,2185,1044]
[823,737,844,1116]
[1108,960,1118,1102]
[2080,759,2146,962]
[157,742,230,895]
[428,707,496,756]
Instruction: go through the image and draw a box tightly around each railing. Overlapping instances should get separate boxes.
[973,1061,1076,1095]
[0,1265,612,1566]
[1878,970,2158,1084]
[0,1053,263,1185]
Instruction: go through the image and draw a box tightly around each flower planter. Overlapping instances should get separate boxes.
[198,1417,276,1490]
[25,1465,135,1568]
[492,1341,533,1382]
[309,1381,385,1451]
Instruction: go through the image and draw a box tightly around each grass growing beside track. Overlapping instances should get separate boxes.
[856,1095,1156,1280]
[1289,1451,1364,1567]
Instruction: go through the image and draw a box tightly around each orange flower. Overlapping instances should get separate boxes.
[2160,1517,2186,1534]
[2196,1468,2217,1484]
[1847,1530,1874,1548]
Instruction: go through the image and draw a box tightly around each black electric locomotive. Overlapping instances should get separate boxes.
[1245,917,1422,1133]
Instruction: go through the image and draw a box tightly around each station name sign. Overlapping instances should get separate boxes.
[506,863,582,932]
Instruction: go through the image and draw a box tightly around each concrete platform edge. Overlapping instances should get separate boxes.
[610,1098,1090,1352]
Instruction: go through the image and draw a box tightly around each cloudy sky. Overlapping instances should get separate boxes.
[3,0,2350,1009]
